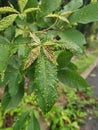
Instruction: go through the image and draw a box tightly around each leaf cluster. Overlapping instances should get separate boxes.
[0,0,98,129]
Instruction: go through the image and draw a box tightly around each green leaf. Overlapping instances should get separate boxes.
[62,0,83,12]
[35,52,58,112]
[0,7,18,14]
[4,25,15,41]
[0,35,10,44]
[58,69,90,89]
[6,57,22,97]
[25,0,38,22]
[15,17,26,30]
[67,62,77,71]
[26,0,38,8]
[1,81,24,111]
[18,0,28,12]
[24,8,39,14]
[1,88,11,112]
[58,29,86,54]
[7,80,24,110]
[8,73,22,97]
[40,0,62,15]
[14,35,31,45]
[26,63,36,93]
[69,2,98,24]
[0,45,10,73]
[13,112,29,130]
[27,113,40,130]
[1,57,24,111]
[0,56,22,97]
[17,45,25,57]
[0,14,18,31]
[57,50,73,68]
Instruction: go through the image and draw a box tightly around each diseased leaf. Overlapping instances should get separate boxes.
[18,0,28,12]
[58,29,86,54]
[69,2,98,24]
[27,113,40,130]
[24,47,40,69]
[43,46,57,65]
[0,14,18,31]
[30,32,40,43]
[13,112,29,130]
[62,0,83,12]
[58,69,90,89]
[35,52,58,112]
[0,7,18,14]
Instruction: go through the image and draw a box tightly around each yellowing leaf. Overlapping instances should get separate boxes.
[61,11,73,16]
[0,7,18,14]
[46,14,59,18]
[24,8,39,14]
[59,16,69,23]
[18,0,28,12]
[46,14,69,23]
[0,14,18,31]
[24,47,40,69]
[43,41,56,46]
[30,32,40,44]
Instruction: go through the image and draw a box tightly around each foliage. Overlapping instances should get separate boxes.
[0,87,98,130]
[45,86,98,130]
[0,0,98,129]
